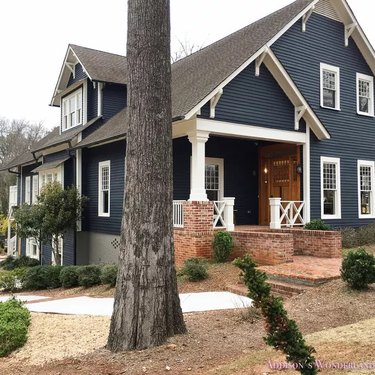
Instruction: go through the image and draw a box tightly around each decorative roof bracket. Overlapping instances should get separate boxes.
[210,89,223,118]
[345,23,357,47]
[255,48,269,76]
[295,105,306,130]
[65,62,75,79]
[302,6,315,32]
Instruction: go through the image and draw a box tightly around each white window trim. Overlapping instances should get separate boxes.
[26,238,39,260]
[61,87,83,132]
[321,156,341,220]
[205,157,224,201]
[39,166,63,193]
[98,160,111,217]
[356,73,374,117]
[357,160,375,219]
[32,175,39,204]
[25,176,31,204]
[320,63,341,111]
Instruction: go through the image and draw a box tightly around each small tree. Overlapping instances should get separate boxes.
[14,182,86,265]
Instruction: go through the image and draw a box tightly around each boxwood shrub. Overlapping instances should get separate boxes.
[100,265,118,287]
[77,265,101,287]
[59,266,80,288]
[182,258,208,282]
[212,231,233,263]
[0,299,31,357]
[23,265,63,290]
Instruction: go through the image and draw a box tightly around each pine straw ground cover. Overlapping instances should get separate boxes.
[0,264,374,374]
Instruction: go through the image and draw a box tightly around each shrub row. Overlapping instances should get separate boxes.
[341,224,375,248]
[0,255,39,271]
[0,299,31,357]
[0,264,118,291]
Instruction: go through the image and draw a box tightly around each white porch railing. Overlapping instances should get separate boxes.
[9,185,17,209]
[269,198,305,229]
[7,235,17,257]
[214,197,235,231]
[173,200,184,228]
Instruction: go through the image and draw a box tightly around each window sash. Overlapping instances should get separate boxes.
[321,157,341,219]
[25,176,31,204]
[32,175,39,204]
[320,64,340,110]
[98,161,110,216]
[358,161,374,217]
[357,74,374,116]
[62,88,83,130]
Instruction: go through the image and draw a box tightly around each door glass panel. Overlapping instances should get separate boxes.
[205,164,220,201]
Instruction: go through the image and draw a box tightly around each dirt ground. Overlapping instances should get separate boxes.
[1,260,374,375]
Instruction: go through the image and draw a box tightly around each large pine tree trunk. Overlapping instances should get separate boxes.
[107,0,186,351]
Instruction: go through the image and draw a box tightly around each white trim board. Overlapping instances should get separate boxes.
[196,118,307,144]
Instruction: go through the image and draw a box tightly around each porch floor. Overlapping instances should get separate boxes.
[257,256,342,285]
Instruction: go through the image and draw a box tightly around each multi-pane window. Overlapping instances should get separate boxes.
[358,161,374,217]
[321,157,341,219]
[321,64,340,110]
[39,169,60,191]
[205,164,219,201]
[26,238,39,260]
[62,88,83,131]
[357,73,374,116]
[32,175,39,204]
[98,161,110,217]
[25,176,31,204]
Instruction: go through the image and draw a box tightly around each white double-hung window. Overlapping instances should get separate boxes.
[358,160,375,218]
[357,73,374,116]
[32,175,39,204]
[98,161,110,217]
[25,176,31,204]
[320,63,340,110]
[321,157,341,219]
[62,88,83,131]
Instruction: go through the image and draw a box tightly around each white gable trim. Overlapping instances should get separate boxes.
[50,46,93,107]
[184,0,320,121]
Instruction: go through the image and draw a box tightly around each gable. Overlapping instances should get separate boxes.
[200,62,297,133]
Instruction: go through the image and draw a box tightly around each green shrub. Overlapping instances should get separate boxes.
[304,219,331,231]
[234,255,318,375]
[0,269,27,292]
[356,224,375,246]
[77,265,101,287]
[0,255,39,271]
[212,231,233,262]
[23,265,63,290]
[100,265,118,287]
[59,266,80,288]
[182,258,208,282]
[341,248,375,289]
[0,299,31,357]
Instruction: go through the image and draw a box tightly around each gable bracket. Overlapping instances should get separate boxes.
[255,48,269,76]
[295,105,306,130]
[302,6,315,32]
[345,23,357,47]
[210,89,223,118]
[65,62,75,79]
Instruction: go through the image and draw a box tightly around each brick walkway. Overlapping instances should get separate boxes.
[258,255,342,285]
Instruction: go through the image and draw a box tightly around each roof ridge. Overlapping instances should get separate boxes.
[69,44,127,59]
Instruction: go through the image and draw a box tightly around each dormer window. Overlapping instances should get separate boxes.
[62,88,83,131]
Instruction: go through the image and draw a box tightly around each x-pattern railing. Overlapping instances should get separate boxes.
[213,200,226,228]
[279,201,305,227]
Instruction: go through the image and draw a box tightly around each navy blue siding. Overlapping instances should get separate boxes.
[63,230,75,265]
[64,156,75,188]
[172,136,259,225]
[87,81,98,122]
[102,84,127,120]
[82,141,126,234]
[273,13,375,227]
[41,243,52,265]
[200,63,297,132]
[68,64,87,85]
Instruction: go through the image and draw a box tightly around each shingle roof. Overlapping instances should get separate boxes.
[171,0,315,118]
[70,44,128,85]
[77,109,128,148]
[0,127,60,171]
[74,0,315,147]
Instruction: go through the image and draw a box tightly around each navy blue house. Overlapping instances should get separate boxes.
[5,0,375,264]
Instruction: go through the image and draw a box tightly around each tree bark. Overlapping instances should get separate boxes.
[107,0,186,351]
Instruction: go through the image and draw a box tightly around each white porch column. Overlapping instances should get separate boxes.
[223,197,235,231]
[303,124,311,223]
[269,197,282,229]
[188,130,210,201]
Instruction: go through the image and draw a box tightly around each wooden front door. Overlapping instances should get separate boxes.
[259,144,301,225]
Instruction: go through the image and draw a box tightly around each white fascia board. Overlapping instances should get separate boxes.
[184,0,320,120]
[265,49,330,140]
[332,0,375,75]
[51,46,93,107]
[196,118,306,144]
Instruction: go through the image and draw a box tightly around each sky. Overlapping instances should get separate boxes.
[0,0,374,129]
